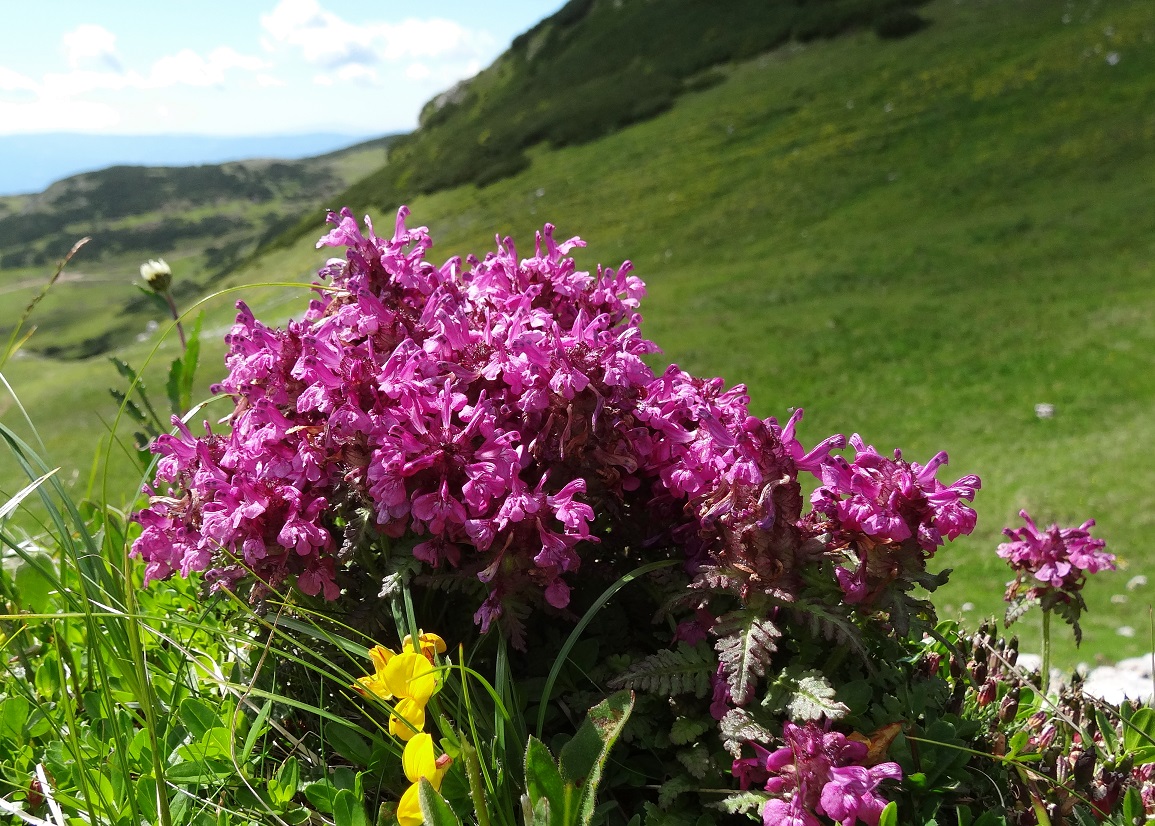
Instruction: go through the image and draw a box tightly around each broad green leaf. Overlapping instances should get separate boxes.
[333,788,371,826]
[418,778,463,826]
[270,757,300,807]
[878,801,898,826]
[304,780,339,814]
[327,725,372,766]
[178,697,221,740]
[0,695,30,741]
[558,690,634,826]
[167,758,234,784]
[524,737,566,826]
[1124,707,1155,753]
[1122,787,1143,826]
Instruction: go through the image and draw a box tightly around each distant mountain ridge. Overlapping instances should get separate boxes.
[0,132,381,196]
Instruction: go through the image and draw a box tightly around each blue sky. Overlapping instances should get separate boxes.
[0,1,566,137]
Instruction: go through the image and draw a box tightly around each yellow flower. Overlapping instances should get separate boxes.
[403,632,447,659]
[353,636,444,741]
[397,732,451,826]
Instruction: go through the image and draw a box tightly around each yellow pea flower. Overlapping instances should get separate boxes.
[353,638,444,741]
[353,645,396,699]
[402,632,447,659]
[397,732,451,826]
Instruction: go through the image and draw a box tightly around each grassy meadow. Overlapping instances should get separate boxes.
[2,0,1154,670]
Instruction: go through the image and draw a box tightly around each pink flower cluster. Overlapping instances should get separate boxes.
[734,721,902,826]
[809,435,980,604]
[997,510,1114,601]
[131,207,845,628]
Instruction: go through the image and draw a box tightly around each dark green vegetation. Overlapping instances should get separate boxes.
[0,136,393,358]
[3,0,1154,670]
[297,0,928,240]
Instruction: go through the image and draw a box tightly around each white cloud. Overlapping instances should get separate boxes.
[0,66,37,92]
[405,63,431,81]
[260,0,485,69]
[149,47,268,88]
[61,24,123,72]
[335,64,379,84]
[0,98,120,132]
[256,73,285,88]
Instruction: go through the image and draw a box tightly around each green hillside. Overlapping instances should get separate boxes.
[0,136,393,359]
[3,0,1154,670]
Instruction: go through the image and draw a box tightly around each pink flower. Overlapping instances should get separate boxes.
[734,721,901,826]
[998,510,1113,602]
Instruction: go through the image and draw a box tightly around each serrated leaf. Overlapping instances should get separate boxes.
[658,775,695,810]
[708,791,770,816]
[719,708,775,758]
[786,670,849,722]
[670,717,711,746]
[715,612,780,705]
[675,745,711,779]
[607,642,714,697]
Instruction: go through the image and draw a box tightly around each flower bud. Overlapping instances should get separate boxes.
[140,258,172,292]
[999,686,1020,725]
[977,679,997,707]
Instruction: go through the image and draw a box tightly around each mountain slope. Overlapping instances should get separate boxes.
[269,0,929,249]
[0,136,394,358]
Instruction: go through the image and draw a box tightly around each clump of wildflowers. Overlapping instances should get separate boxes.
[135,207,848,642]
[733,721,902,826]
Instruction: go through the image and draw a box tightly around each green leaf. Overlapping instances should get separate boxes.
[785,670,849,722]
[1122,787,1143,826]
[269,757,300,807]
[714,612,781,705]
[559,690,634,826]
[333,788,371,826]
[525,737,567,826]
[241,698,273,762]
[418,778,463,826]
[303,780,340,814]
[669,717,711,746]
[178,697,220,739]
[327,725,373,766]
[878,801,898,826]
[1124,707,1155,753]
[0,695,30,741]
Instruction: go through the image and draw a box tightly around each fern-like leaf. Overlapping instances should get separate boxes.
[709,791,770,818]
[787,669,849,721]
[789,601,869,662]
[714,610,780,706]
[719,708,775,757]
[607,642,714,697]
[669,716,711,746]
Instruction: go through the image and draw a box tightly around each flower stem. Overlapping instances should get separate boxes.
[162,290,186,350]
[1041,608,1052,695]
